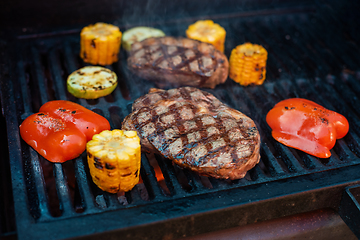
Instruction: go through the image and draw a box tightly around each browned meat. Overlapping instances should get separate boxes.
[122,87,260,180]
[127,37,229,89]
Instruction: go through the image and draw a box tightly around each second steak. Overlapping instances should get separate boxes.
[127,37,229,89]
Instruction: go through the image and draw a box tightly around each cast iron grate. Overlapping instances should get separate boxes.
[2,2,360,239]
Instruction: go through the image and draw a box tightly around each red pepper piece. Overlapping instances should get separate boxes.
[20,112,87,163]
[39,100,110,141]
[19,100,110,163]
[266,98,349,158]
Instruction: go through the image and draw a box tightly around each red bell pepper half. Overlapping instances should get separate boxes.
[266,98,349,158]
[20,100,110,163]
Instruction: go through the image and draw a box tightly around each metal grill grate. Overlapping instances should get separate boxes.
[1,2,360,239]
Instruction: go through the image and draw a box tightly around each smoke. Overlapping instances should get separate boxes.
[112,0,246,37]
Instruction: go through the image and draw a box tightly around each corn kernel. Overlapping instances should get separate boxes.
[86,129,141,193]
[229,42,268,86]
[186,20,226,53]
[80,22,122,65]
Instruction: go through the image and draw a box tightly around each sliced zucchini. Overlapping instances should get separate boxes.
[122,26,165,51]
[67,66,118,99]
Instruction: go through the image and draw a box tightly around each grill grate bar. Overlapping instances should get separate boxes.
[301,155,325,170]
[63,41,80,74]
[105,192,122,209]
[246,86,306,172]
[180,168,210,193]
[128,184,147,204]
[53,163,75,216]
[187,170,211,191]
[219,87,286,177]
[28,149,53,220]
[140,153,166,199]
[312,83,360,160]
[344,74,360,96]
[248,164,263,181]
[31,46,50,105]
[230,86,288,175]
[18,59,32,118]
[259,143,286,177]
[303,78,360,138]
[73,158,97,211]
[324,76,360,119]
[154,154,189,196]
[49,47,67,100]
[292,78,360,161]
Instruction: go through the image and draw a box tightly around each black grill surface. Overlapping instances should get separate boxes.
[1,1,360,239]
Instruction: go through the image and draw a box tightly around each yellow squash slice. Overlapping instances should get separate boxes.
[80,22,122,65]
[86,130,141,193]
[229,42,268,86]
[186,20,226,52]
[122,26,165,51]
[67,66,117,99]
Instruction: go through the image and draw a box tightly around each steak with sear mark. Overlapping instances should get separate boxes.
[127,37,229,89]
[122,87,260,180]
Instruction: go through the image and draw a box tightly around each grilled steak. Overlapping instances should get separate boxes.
[127,37,229,89]
[122,87,260,180]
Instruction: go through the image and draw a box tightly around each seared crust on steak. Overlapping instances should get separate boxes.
[122,87,260,180]
[127,37,229,89]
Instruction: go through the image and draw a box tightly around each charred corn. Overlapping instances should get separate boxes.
[86,130,141,193]
[80,22,122,65]
[186,20,226,52]
[229,43,268,86]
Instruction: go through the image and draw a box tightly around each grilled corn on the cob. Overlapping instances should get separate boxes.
[186,20,226,52]
[67,66,118,99]
[86,130,141,193]
[80,22,122,65]
[229,42,268,86]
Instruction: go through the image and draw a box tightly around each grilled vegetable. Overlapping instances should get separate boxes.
[266,98,349,158]
[186,20,226,52]
[67,66,118,99]
[86,130,141,193]
[122,26,165,51]
[20,113,86,163]
[229,42,268,86]
[19,100,110,163]
[80,22,122,65]
[39,100,111,141]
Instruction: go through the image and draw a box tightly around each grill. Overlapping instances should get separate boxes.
[1,0,360,239]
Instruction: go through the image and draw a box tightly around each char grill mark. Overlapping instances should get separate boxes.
[127,37,229,89]
[135,40,218,77]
